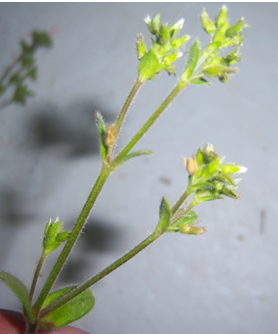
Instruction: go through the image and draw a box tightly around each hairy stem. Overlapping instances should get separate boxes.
[32,165,111,316]
[115,79,143,134]
[39,230,162,318]
[29,253,46,302]
[114,80,189,163]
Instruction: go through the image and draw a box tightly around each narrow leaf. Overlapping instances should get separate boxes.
[155,197,172,233]
[0,271,34,322]
[182,40,200,80]
[96,112,108,161]
[39,286,95,329]
[114,150,152,168]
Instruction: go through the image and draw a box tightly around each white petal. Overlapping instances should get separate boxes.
[238,166,248,173]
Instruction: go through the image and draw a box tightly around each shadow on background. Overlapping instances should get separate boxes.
[0,98,120,270]
[59,217,125,283]
[27,99,115,159]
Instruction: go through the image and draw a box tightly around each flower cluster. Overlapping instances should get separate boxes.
[200,6,248,83]
[137,14,190,82]
[186,143,247,205]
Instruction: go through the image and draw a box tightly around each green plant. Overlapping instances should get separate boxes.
[0,30,52,110]
[0,6,247,334]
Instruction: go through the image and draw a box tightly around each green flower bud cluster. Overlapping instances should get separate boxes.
[200,6,248,83]
[43,218,69,256]
[156,143,246,237]
[187,143,247,205]
[0,31,52,107]
[137,14,190,82]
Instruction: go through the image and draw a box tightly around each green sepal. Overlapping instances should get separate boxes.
[155,197,172,233]
[193,190,224,205]
[146,14,160,35]
[158,24,170,45]
[225,18,248,38]
[181,40,200,81]
[190,77,211,86]
[96,112,108,161]
[168,211,198,233]
[200,8,216,35]
[221,163,242,174]
[0,271,34,323]
[216,5,228,28]
[171,35,190,48]
[39,286,95,329]
[43,218,69,256]
[138,48,159,82]
[136,34,147,59]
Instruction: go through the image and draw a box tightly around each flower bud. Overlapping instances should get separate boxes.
[184,156,198,176]
[200,8,216,35]
[179,224,207,235]
[136,34,147,60]
[105,124,117,147]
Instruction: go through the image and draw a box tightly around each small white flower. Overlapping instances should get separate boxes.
[172,18,185,30]
[144,15,152,25]
[238,166,248,173]
[177,51,183,58]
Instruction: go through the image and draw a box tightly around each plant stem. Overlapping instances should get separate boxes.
[0,54,22,85]
[32,165,111,316]
[114,80,189,163]
[108,79,143,161]
[25,321,38,334]
[115,79,143,134]
[172,188,193,216]
[39,230,163,318]
[29,253,46,302]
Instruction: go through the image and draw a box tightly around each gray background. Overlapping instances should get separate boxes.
[0,3,277,334]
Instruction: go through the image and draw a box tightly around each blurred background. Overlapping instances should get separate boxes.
[0,3,277,334]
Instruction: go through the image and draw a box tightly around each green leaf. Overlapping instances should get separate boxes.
[12,84,34,104]
[26,67,37,81]
[21,55,35,69]
[39,286,95,329]
[96,112,108,161]
[32,31,52,49]
[0,271,34,322]
[190,77,211,86]
[114,150,152,168]
[181,40,200,81]
[155,197,172,233]
[168,211,198,232]
[9,72,23,85]
[138,48,159,82]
